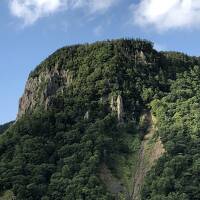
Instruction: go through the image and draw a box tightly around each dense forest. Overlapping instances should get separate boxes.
[0,121,14,135]
[142,66,200,200]
[0,39,199,200]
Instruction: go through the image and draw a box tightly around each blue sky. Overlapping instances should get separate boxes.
[1,0,200,124]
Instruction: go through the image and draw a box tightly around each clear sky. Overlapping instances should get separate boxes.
[1,0,200,124]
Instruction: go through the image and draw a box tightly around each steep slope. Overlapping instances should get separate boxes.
[142,66,200,200]
[17,39,163,119]
[0,39,199,200]
[0,121,14,135]
[132,111,165,200]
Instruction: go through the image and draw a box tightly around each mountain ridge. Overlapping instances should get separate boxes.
[17,39,200,121]
[0,38,200,200]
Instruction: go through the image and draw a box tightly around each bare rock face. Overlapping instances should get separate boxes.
[110,95,124,122]
[117,95,124,122]
[84,111,89,120]
[110,96,116,112]
[139,51,146,61]
[135,50,147,65]
[17,66,73,119]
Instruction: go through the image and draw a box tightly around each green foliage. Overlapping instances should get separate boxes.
[0,121,14,135]
[1,39,200,199]
[0,111,118,199]
[142,66,200,200]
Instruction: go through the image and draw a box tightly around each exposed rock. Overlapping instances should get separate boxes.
[84,111,89,120]
[110,96,116,112]
[135,50,147,65]
[64,70,73,86]
[17,65,73,119]
[45,97,50,110]
[117,95,124,122]
[139,51,146,61]
[132,111,165,200]
[44,74,60,98]
[110,95,124,122]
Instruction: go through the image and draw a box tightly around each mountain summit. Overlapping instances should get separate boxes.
[0,39,200,200]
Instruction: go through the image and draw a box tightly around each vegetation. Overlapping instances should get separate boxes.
[142,66,200,200]
[0,121,14,135]
[0,39,199,199]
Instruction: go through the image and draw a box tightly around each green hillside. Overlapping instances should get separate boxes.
[0,121,14,135]
[0,39,199,200]
[142,66,200,200]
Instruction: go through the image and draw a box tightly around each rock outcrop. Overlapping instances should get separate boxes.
[135,50,147,65]
[84,111,89,120]
[18,65,73,118]
[132,112,165,200]
[117,95,124,122]
[110,95,124,122]
[110,96,116,112]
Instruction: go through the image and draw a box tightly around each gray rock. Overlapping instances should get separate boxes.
[17,65,73,119]
[110,94,124,122]
[117,95,124,122]
[84,111,89,120]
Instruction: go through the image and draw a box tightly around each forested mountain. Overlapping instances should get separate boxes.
[0,121,14,135]
[142,66,200,200]
[0,39,199,200]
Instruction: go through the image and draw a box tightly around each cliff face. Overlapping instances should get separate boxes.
[110,95,124,122]
[17,39,160,121]
[18,65,73,118]
[17,39,200,121]
[2,39,200,200]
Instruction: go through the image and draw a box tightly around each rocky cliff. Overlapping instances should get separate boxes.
[17,39,160,121]
[18,65,73,118]
[1,39,200,200]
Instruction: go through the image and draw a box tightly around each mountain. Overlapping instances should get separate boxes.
[0,121,14,135]
[0,39,200,200]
